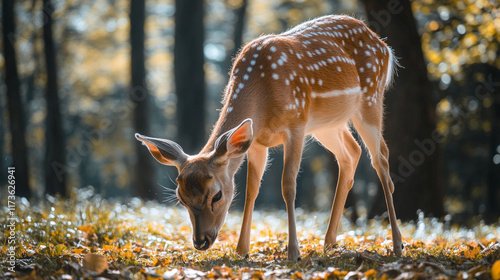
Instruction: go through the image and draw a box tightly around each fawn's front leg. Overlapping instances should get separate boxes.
[236,144,268,257]
[282,127,305,261]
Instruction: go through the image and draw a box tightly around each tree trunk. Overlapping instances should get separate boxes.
[43,0,67,196]
[224,0,248,72]
[486,66,500,222]
[363,0,444,220]
[130,0,157,200]
[174,0,206,154]
[2,0,31,198]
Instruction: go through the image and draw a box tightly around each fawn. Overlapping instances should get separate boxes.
[136,15,403,260]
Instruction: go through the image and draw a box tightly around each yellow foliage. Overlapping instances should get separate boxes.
[227,0,244,9]
[148,52,172,68]
[462,33,478,48]
[426,50,441,64]
[482,121,491,132]
[88,29,110,43]
[123,251,134,258]
[437,99,451,113]
[89,76,113,95]
[429,21,439,31]
[31,127,45,148]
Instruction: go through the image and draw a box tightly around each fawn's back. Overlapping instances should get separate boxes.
[221,15,395,147]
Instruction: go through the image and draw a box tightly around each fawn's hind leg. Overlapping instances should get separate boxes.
[352,114,403,256]
[314,126,361,250]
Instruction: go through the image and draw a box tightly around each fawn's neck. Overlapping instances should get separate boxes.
[201,104,255,155]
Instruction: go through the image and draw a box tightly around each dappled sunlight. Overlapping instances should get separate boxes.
[1,189,499,279]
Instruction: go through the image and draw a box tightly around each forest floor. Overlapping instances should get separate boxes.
[1,188,500,280]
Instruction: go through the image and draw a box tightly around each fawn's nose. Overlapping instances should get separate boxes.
[193,236,210,251]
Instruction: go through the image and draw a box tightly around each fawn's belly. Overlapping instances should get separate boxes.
[253,92,361,147]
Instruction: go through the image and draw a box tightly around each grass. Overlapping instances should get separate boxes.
[1,187,499,279]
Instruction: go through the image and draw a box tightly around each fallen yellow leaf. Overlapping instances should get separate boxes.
[74,248,84,254]
[54,244,67,256]
[291,271,303,280]
[492,260,500,280]
[77,225,94,234]
[365,269,377,277]
[102,244,115,251]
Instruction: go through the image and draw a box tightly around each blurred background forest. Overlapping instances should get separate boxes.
[1,0,499,224]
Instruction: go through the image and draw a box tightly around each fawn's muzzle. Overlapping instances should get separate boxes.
[193,235,211,250]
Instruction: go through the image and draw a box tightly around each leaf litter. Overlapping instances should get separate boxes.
[1,188,499,279]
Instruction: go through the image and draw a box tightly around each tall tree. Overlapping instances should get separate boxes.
[2,0,31,198]
[43,0,67,196]
[487,91,500,221]
[363,0,444,220]
[130,0,156,200]
[174,0,206,154]
[224,0,248,73]
[483,64,500,222]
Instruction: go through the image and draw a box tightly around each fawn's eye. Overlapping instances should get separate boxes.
[212,190,222,204]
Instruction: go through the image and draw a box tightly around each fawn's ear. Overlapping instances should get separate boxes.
[135,134,188,169]
[213,119,253,163]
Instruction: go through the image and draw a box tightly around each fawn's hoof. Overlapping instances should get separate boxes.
[393,243,403,257]
[287,248,301,261]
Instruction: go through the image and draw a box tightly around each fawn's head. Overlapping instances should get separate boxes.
[135,119,253,250]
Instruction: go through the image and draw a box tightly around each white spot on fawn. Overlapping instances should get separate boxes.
[311,86,361,98]
[273,73,279,80]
